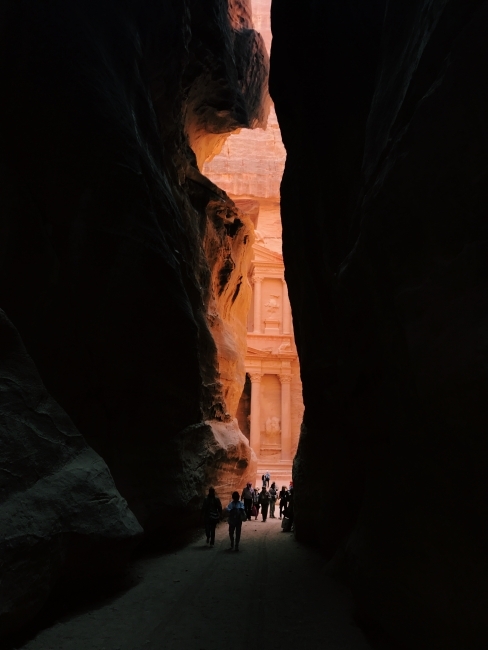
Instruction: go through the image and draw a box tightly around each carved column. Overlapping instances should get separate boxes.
[279,374,292,460]
[282,279,291,335]
[249,373,262,456]
[253,276,263,333]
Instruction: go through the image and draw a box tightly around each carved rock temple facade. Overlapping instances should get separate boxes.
[241,239,303,486]
[203,0,303,487]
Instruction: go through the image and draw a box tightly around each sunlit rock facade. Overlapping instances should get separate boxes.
[203,0,303,488]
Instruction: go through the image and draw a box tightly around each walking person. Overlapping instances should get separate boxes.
[269,483,278,518]
[241,483,254,522]
[226,491,246,551]
[201,486,222,547]
[279,485,289,519]
[252,486,260,520]
[259,486,270,522]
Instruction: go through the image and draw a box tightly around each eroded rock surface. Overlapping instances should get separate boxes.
[203,105,285,198]
[0,310,143,637]
[0,0,268,544]
[271,0,488,647]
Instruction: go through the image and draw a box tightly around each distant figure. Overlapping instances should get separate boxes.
[241,483,254,522]
[262,471,270,487]
[279,485,289,519]
[259,486,270,522]
[252,487,260,520]
[269,483,278,518]
[201,487,222,547]
[226,491,246,551]
[284,485,294,527]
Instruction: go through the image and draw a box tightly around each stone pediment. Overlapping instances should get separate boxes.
[247,346,272,356]
[252,244,283,264]
[246,341,297,360]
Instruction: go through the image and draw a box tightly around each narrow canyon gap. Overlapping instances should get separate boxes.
[1,0,488,648]
[203,0,304,489]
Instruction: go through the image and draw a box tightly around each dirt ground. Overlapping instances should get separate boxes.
[18,516,371,650]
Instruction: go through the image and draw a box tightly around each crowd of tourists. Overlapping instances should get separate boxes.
[201,473,294,552]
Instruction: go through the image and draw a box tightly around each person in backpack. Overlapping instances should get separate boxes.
[258,486,270,522]
[201,486,222,547]
[226,491,246,551]
[240,483,254,522]
[269,483,278,518]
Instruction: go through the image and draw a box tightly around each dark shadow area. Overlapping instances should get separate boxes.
[3,523,205,650]
[355,616,409,650]
[236,373,251,441]
[3,568,139,650]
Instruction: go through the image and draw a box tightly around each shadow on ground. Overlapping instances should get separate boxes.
[3,525,203,649]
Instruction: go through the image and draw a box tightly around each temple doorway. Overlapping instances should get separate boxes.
[236,373,251,442]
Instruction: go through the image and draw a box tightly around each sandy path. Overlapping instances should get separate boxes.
[20,517,371,650]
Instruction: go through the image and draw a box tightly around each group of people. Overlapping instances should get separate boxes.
[201,474,294,552]
[241,480,293,522]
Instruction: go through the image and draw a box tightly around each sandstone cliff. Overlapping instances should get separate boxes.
[203,105,285,199]
[0,0,267,634]
[272,0,488,647]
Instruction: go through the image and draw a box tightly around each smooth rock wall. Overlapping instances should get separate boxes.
[271,0,488,646]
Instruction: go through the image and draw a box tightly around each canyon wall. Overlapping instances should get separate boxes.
[0,0,268,634]
[271,0,488,647]
[0,311,143,636]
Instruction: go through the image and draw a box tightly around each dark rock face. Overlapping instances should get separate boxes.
[0,310,143,636]
[0,0,268,536]
[271,0,488,646]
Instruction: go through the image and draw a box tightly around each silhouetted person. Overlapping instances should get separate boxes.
[261,471,270,487]
[285,486,294,527]
[241,482,254,521]
[259,486,270,521]
[279,485,288,519]
[202,487,222,546]
[269,484,278,518]
[226,491,245,551]
[252,487,260,520]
